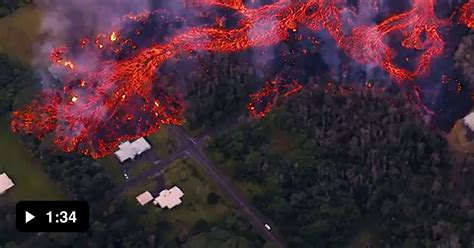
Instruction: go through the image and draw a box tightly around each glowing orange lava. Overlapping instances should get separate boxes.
[247,78,303,118]
[110,32,118,42]
[460,0,474,28]
[10,0,473,158]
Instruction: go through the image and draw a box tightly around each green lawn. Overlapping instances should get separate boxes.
[147,128,177,159]
[231,166,280,204]
[100,127,177,184]
[121,158,236,242]
[0,6,42,64]
[123,177,157,199]
[159,158,233,240]
[99,156,125,185]
[100,127,177,185]
[0,115,65,202]
[129,162,154,178]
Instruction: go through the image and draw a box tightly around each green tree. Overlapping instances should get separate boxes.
[206,192,220,205]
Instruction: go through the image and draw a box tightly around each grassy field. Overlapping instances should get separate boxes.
[0,115,64,202]
[123,177,157,199]
[121,158,235,241]
[0,7,63,200]
[147,128,178,159]
[99,156,125,185]
[100,128,178,184]
[159,158,234,240]
[129,162,154,178]
[0,6,42,64]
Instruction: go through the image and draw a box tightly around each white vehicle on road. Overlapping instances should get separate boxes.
[264,224,271,231]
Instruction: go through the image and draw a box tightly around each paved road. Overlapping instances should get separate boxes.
[111,119,285,247]
[167,125,286,248]
[112,150,186,195]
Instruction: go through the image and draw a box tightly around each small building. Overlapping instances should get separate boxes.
[153,186,184,209]
[114,137,151,163]
[448,111,474,154]
[463,112,474,131]
[463,112,474,141]
[136,191,154,206]
[0,173,14,195]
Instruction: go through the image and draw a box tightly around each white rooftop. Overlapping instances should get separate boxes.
[153,186,184,209]
[464,112,474,131]
[0,173,14,195]
[136,191,154,206]
[114,137,151,163]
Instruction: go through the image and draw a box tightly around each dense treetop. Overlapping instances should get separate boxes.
[0,0,32,17]
[209,86,474,247]
[455,34,474,90]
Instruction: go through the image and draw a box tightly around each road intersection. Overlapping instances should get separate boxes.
[114,123,285,247]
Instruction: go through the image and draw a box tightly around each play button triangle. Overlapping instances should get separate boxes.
[25,211,35,223]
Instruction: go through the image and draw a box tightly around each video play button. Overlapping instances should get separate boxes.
[25,211,35,223]
[16,201,89,232]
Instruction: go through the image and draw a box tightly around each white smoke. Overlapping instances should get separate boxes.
[32,0,151,141]
[34,0,151,67]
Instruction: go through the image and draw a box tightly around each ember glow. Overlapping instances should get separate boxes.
[247,78,303,119]
[110,32,118,42]
[10,0,474,158]
[460,0,474,28]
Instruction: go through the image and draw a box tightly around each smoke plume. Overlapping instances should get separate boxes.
[34,0,151,67]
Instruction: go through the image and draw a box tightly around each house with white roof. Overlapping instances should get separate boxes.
[0,173,14,195]
[464,112,474,131]
[114,137,151,163]
[153,186,184,209]
[136,191,154,206]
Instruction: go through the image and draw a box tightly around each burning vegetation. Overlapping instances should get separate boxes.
[460,0,474,28]
[10,0,474,158]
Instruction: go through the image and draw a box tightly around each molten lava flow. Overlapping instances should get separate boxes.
[184,0,245,10]
[342,0,447,81]
[460,0,474,28]
[11,81,183,158]
[11,0,468,158]
[247,78,303,119]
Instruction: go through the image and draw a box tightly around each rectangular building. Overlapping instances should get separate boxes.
[114,137,152,163]
[0,173,14,195]
[136,191,154,206]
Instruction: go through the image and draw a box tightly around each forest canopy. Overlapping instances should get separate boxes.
[208,86,474,247]
[455,34,474,89]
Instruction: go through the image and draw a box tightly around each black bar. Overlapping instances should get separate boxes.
[16,201,89,232]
